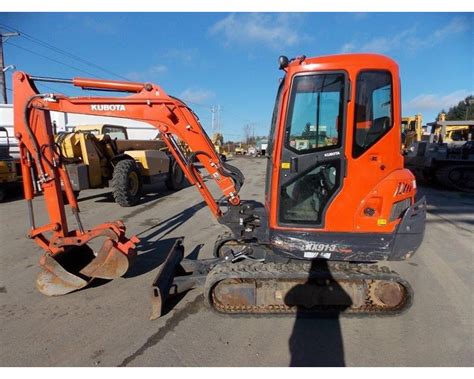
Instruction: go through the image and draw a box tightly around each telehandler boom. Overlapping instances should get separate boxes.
[13,53,426,317]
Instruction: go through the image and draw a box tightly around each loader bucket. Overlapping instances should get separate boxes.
[37,228,138,296]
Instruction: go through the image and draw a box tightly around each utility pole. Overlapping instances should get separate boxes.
[211,105,215,133]
[211,105,221,134]
[216,105,221,133]
[0,32,20,104]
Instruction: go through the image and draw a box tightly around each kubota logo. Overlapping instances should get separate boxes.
[91,104,126,111]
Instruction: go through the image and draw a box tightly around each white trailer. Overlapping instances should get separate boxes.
[0,104,161,159]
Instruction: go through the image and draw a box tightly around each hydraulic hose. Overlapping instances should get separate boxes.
[23,94,50,179]
[187,150,244,193]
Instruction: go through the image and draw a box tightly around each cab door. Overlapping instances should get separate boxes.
[277,72,348,229]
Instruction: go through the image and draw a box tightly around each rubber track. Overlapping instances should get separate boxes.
[203,261,413,317]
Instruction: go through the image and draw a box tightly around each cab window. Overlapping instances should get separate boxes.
[103,126,127,140]
[265,79,284,198]
[353,71,393,158]
[285,73,344,154]
[267,79,284,158]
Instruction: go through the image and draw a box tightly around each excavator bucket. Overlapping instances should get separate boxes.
[36,225,138,296]
[80,238,133,279]
[37,246,95,296]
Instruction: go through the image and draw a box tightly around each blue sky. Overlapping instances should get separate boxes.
[1,12,473,141]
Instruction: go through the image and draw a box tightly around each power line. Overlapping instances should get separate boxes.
[220,107,251,124]
[0,22,130,81]
[36,82,64,93]
[2,28,221,107]
[1,23,258,124]
[5,41,101,78]
[180,98,213,110]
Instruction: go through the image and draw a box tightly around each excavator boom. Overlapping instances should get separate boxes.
[13,72,243,295]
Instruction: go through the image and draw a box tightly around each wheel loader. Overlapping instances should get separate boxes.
[56,124,186,206]
[404,113,474,192]
[12,53,426,317]
[210,132,227,161]
[401,114,423,152]
[0,126,21,202]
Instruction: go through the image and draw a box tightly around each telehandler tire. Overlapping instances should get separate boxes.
[165,160,186,191]
[112,159,143,207]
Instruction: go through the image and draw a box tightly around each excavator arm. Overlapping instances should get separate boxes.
[13,71,244,296]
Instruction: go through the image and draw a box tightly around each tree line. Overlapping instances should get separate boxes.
[441,95,474,121]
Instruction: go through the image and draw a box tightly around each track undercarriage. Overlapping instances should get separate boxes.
[150,238,413,320]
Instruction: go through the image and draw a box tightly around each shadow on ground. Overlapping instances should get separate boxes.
[286,260,350,367]
[124,201,207,278]
[77,183,175,206]
[0,182,24,203]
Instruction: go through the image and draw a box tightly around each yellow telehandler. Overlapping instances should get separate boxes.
[56,124,186,206]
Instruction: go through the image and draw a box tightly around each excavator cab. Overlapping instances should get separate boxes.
[265,54,426,262]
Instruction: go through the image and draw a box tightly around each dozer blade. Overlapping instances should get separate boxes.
[150,239,185,320]
[36,246,95,296]
[80,238,135,280]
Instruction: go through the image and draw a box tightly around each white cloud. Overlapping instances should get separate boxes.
[341,28,415,54]
[340,43,356,53]
[433,16,470,39]
[341,16,470,54]
[165,48,198,65]
[80,15,120,35]
[179,87,215,104]
[404,89,473,113]
[126,64,167,81]
[360,37,396,54]
[209,13,308,50]
[149,65,167,74]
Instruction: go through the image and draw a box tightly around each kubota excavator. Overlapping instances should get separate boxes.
[13,53,426,318]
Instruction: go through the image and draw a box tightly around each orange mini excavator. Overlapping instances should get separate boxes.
[13,53,426,317]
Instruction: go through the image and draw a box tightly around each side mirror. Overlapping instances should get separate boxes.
[278,56,289,70]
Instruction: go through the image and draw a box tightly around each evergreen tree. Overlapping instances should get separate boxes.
[442,95,474,121]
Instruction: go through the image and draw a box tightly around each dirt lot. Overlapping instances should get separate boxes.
[0,157,472,366]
